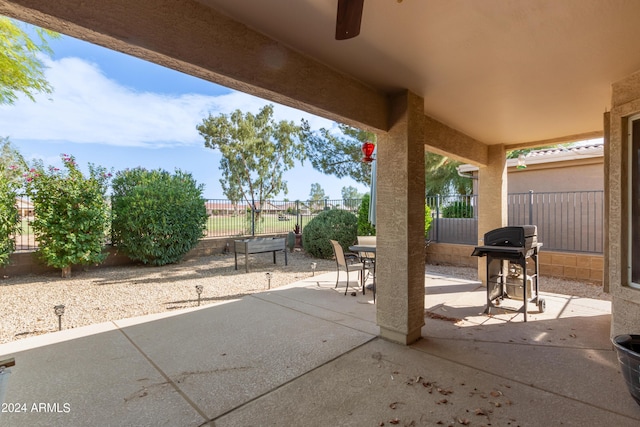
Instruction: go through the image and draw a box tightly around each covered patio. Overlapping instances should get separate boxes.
[2,0,640,423]
[2,0,639,344]
[1,270,636,426]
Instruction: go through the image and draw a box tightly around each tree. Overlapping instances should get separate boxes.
[300,121,375,185]
[309,182,326,211]
[341,185,360,201]
[425,152,472,196]
[0,139,25,267]
[1,137,28,188]
[24,155,111,277]
[0,17,59,105]
[342,185,361,210]
[197,105,304,217]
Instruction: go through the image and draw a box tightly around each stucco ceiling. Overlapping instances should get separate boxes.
[195,0,640,146]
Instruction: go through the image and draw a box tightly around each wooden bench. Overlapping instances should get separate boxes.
[234,238,288,273]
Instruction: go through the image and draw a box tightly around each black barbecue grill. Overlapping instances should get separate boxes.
[471,225,544,321]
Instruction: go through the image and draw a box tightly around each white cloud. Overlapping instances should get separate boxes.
[0,56,336,148]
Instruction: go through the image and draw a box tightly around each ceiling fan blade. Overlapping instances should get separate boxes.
[335,0,364,40]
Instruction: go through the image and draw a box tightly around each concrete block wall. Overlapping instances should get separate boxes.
[425,243,604,285]
[1,236,285,277]
[425,242,477,268]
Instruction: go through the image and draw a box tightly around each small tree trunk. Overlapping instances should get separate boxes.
[61,266,72,278]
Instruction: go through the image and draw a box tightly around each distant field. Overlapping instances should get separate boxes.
[13,214,325,250]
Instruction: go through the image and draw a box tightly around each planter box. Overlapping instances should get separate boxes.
[234,238,288,273]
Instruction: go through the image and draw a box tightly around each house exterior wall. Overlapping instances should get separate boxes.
[471,157,603,194]
[608,70,640,337]
[507,160,603,193]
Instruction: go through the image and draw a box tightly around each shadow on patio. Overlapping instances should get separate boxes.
[0,271,638,426]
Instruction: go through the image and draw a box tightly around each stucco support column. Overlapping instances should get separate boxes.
[477,145,508,284]
[376,90,425,345]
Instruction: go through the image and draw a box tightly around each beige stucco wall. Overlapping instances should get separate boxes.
[471,158,603,194]
[507,160,603,193]
[608,70,640,337]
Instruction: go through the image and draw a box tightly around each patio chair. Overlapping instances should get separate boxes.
[329,239,365,295]
[356,235,376,299]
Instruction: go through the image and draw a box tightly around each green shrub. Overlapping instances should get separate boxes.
[0,173,19,267]
[1,140,28,267]
[425,204,433,238]
[302,209,357,259]
[25,155,111,277]
[357,193,376,236]
[111,168,207,266]
[441,201,473,218]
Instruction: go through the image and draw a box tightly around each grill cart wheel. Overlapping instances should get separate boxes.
[538,298,546,313]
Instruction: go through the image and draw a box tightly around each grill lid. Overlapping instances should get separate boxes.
[484,225,537,248]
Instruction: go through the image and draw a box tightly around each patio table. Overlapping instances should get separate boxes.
[348,245,376,301]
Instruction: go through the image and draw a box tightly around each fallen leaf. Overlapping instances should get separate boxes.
[438,388,453,395]
[569,334,577,338]
[437,398,448,404]
[389,418,400,425]
[490,390,502,397]
[458,418,471,425]
[389,402,398,409]
[475,408,486,416]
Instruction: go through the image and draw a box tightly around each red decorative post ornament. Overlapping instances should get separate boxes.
[361,141,375,163]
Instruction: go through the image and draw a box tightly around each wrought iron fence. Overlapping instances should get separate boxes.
[426,190,604,253]
[203,198,362,237]
[11,197,362,251]
[426,194,478,245]
[11,191,603,254]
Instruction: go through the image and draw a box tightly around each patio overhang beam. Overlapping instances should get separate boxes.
[0,0,390,133]
[423,115,489,167]
[503,130,604,152]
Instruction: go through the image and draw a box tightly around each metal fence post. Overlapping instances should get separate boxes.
[435,194,440,243]
[528,190,534,225]
[251,205,256,236]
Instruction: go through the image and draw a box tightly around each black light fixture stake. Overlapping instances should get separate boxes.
[54,304,65,331]
[195,285,203,306]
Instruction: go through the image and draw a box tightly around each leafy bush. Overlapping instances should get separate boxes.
[302,209,357,259]
[1,139,28,267]
[357,193,376,236]
[425,204,433,238]
[25,155,111,277]
[441,201,474,218]
[111,168,207,266]
[0,172,19,267]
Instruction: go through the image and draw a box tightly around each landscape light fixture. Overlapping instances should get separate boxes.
[311,262,317,276]
[265,272,273,290]
[195,285,204,306]
[54,304,65,331]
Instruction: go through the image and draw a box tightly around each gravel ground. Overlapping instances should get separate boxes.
[0,253,609,345]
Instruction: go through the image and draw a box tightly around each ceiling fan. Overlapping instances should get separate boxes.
[335,0,402,40]
[335,0,364,40]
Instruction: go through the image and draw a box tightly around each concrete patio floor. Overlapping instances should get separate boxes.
[0,270,638,426]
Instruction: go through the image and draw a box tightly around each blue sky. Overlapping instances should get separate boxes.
[0,21,370,200]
